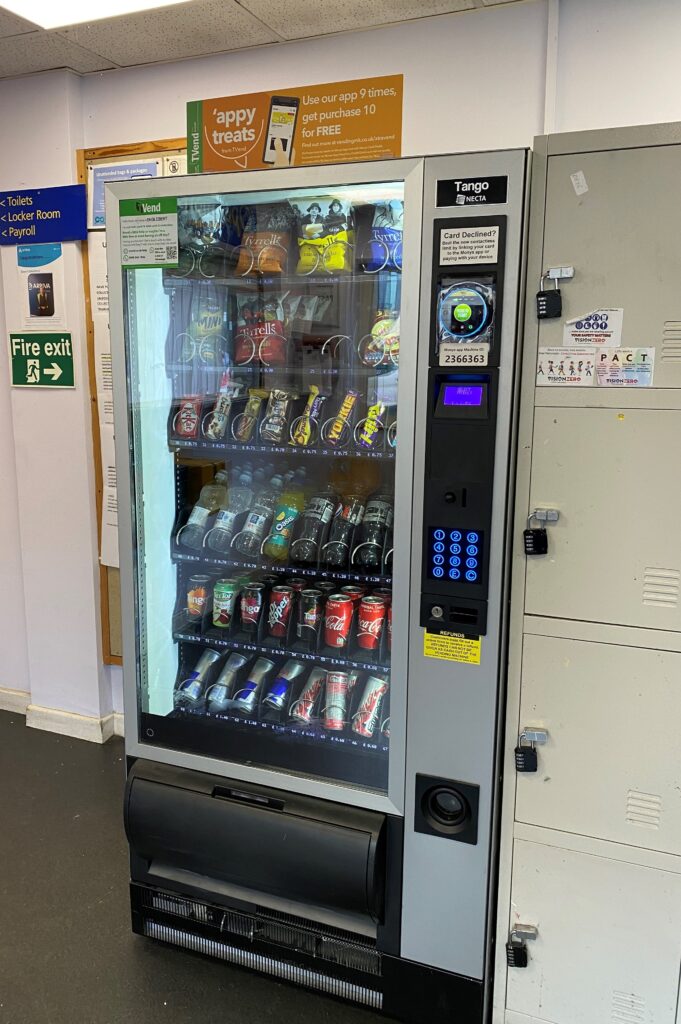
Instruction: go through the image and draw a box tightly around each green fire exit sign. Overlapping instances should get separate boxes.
[9,333,75,388]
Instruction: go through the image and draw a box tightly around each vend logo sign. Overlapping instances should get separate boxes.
[437,176,508,207]
[135,201,162,214]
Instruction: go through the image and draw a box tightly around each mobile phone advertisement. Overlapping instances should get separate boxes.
[187,75,403,173]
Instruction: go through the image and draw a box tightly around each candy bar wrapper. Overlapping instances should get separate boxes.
[359,310,400,367]
[261,389,298,444]
[235,203,294,276]
[290,385,327,447]
[326,389,359,447]
[204,379,243,441]
[364,200,404,273]
[233,389,268,442]
[356,400,386,449]
[292,197,353,275]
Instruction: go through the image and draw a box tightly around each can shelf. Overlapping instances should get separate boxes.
[172,549,392,587]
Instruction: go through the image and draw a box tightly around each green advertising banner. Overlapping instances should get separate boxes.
[9,332,75,388]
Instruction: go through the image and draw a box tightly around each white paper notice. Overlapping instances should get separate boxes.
[563,308,623,347]
[88,232,109,316]
[120,196,178,269]
[99,424,119,567]
[536,347,595,386]
[439,226,499,266]
[596,348,655,388]
[570,170,589,196]
[16,243,67,329]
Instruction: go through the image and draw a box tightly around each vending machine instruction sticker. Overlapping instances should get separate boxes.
[596,348,655,387]
[187,75,402,172]
[423,630,481,665]
[439,226,499,266]
[119,197,178,269]
[536,347,595,386]
[439,342,489,367]
[563,308,623,347]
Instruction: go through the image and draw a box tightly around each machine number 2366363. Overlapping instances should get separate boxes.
[439,344,489,367]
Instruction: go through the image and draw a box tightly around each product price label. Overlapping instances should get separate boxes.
[423,630,481,665]
[119,196,178,269]
[439,342,489,367]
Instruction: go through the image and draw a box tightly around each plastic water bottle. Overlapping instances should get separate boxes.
[178,469,229,549]
[205,469,254,553]
[232,475,284,556]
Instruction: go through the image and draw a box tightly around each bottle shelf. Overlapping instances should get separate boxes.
[172,548,392,586]
[170,437,395,461]
[173,628,389,675]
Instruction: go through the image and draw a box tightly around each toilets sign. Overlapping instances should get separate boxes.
[9,333,75,388]
[0,185,87,244]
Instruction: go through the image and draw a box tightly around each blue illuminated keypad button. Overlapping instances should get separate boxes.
[467,531,479,544]
[433,554,444,566]
[465,569,478,582]
[433,566,444,578]
[449,568,461,580]
[450,530,462,542]
[449,556,461,567]
[433,541,445,553]
[467,544,478,556]
[466,557,478,569]
[434,529,445,541]
[450,543,461,554]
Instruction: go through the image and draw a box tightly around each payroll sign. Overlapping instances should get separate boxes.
[187,75,403,173]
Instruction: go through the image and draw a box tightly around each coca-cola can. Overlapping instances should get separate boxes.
[357,596,386,651]
[297,589,323,649]
[290,667,326,723]
[352,675,389,738]
[387,603,392,651]
[324,671,349,730]
[240,582,265,635]
[285,577,308,593]
[268,585,294,639]
[373,587,393,605]
[324,594,353,649]
[341,585,366,605]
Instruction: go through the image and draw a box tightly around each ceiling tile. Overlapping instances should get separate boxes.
[239,0,474,39]
[0,6,38,37]
[480,0,523,4]
[60,0,280,67]
[0,30,115,78]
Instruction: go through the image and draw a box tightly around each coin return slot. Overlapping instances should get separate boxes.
[449,606,478,624]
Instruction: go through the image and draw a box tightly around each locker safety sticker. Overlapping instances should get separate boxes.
[596,347,655,387]
[423,630,481,665]
[536,347,595,386]
[563,307,623,347]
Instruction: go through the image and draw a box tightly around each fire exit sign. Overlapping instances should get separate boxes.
[9,333,75,388]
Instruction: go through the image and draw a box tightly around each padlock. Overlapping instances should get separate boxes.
[506,937,528,968]
[514,744,538,772]
[536,275,562,319]
[524,512,548,555]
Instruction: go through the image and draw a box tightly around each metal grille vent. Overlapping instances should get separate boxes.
[642,567,680,608]
[144,920,383,1010]
[145,891,380,975]
[626,790,662,830]
[611,989,646,1024]
[661,323,681,361]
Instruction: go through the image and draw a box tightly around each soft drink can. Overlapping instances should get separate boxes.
[341,585,366,605]
[232,656,274,715]
[263,659,305,710]
[387,604,392,651]
[187,575,211,619]
[212,578,239,629]
[297,589,323,648]
[285,577,308,593]
[357,595,386,650]
[373,587,393,605]
[352,675,389,738]
[290,667,326,723]
[240,582,265,635]
[324,671,349,730]
[205,652,248,711]
[268,585,294,639]
[314,580,337,596]
[324,594,353,649]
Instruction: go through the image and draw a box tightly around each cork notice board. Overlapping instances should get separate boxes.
[77,137,186,664]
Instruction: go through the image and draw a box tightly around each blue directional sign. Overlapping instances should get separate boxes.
[0,185,87,245]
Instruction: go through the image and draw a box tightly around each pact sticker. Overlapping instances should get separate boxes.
[596,348,655,387]
[536,347,595,386]
[423,630,481,665]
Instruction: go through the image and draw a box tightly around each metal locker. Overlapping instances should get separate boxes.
[507,840,681,1024]
[516,633,681,854]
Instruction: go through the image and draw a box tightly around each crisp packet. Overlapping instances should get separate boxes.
[235,203,294,275]
[292,197,353,275]
[362,200,404,273]
[234,294,288,366]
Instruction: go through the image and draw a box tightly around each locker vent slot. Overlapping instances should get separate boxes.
[144,890,380,974]
[144,920,383,1009]
[661,322,681,360]
[611,989,646,1023]
[642,567,680,607]
[626,790,662,830]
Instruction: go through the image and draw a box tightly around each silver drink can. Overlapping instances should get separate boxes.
[205,651,248,711]
[232,656,275,715]
[263,659,305,710]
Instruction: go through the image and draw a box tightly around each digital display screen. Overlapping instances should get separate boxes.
[427,527,484,584]
[442,385,484,407]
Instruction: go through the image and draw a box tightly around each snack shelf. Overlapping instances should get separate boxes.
[170,438,396,460]
[164,269,402,291]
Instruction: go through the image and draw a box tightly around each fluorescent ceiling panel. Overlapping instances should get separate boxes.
[0,0,192,30]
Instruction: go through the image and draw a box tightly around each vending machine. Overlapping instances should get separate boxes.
[107,149,528,1022]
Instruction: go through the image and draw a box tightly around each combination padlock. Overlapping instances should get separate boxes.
[523,513,548,556]
[515,727,548,773]
[536,274,562,319]
[506,937,528,968]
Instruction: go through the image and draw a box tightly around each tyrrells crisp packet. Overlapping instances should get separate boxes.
[292,197,353,275]
[363,199,404,273]
[235,203,294,275]
[234,294,288,366]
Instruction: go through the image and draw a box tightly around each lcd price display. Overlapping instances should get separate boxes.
[442,385,484,407]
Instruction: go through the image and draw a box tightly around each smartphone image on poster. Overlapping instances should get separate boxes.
[28,272,55,317]
[263,95,299,165]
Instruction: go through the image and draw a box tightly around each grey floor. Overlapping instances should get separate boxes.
[0,710,378,1024]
